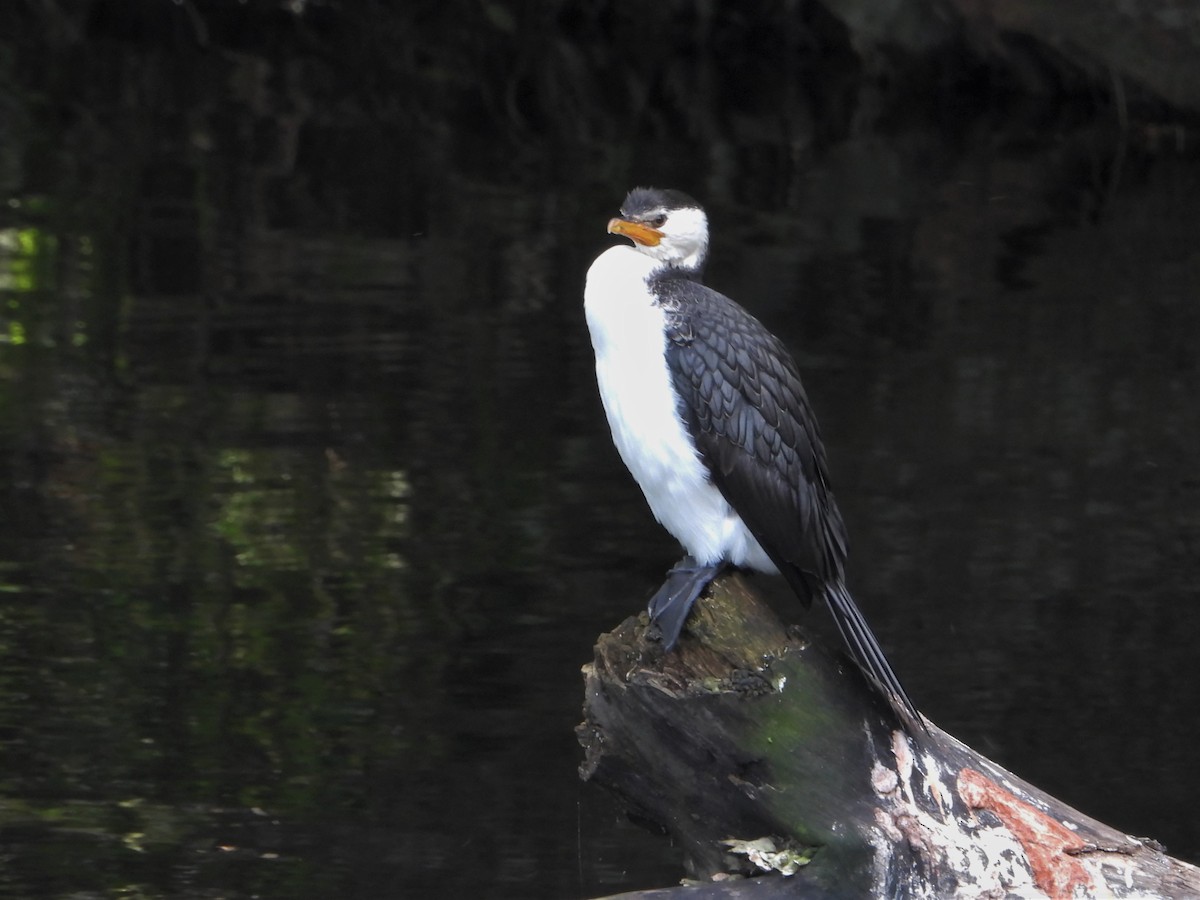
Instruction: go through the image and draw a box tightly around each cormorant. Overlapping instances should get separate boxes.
[583,186,920,726]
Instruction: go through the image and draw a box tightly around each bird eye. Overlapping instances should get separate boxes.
[649,214,667,228]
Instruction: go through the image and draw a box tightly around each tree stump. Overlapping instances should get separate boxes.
[578,573,1200,898]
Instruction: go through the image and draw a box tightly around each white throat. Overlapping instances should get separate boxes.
[642,206,709,270]
[582,244,775,573]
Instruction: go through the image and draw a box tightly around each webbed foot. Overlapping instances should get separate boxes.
[646,557,726,650]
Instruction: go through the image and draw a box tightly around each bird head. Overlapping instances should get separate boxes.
[607,187,709,272]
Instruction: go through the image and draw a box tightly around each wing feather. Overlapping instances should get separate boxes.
[652,274,921,724]
[659,279,846,597]
[657,275,920,727]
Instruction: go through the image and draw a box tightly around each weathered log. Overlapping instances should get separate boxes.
[578,573,1200,898]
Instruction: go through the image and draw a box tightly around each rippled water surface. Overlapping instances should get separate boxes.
[1,6,1199,897]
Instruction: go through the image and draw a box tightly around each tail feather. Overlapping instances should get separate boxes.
[824,580,924,730]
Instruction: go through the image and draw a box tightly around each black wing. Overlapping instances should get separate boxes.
[659,278,847,597]
[661,278,922,726]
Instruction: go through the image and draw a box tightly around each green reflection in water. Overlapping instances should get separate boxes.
[0,227,41,345]
[213,448,409,577]
[0,182,440,899]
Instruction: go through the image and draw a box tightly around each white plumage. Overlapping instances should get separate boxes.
[583,244,776,573]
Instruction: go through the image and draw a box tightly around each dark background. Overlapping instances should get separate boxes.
[0,1,1198,897]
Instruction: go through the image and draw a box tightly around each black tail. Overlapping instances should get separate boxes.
[824,580,925,731]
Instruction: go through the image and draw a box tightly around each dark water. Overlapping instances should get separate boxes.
[1,5,1199,898]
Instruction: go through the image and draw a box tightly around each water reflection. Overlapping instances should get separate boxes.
[0,9,1198,899]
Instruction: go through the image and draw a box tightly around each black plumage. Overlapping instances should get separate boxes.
[657,274,843,592]
[655,271,918,724]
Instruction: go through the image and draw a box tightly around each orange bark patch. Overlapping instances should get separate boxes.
[958,768,1095,899]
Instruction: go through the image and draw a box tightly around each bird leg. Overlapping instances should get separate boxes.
[647,556,726,651]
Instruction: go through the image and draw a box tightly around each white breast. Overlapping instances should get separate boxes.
[583,245,775,573]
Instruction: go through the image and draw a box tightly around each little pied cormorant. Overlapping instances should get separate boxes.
[584,186,920,727]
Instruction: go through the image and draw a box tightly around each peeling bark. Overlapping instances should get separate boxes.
[578,573,1200,898]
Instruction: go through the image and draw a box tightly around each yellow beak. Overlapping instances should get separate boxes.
[607,217,663,247]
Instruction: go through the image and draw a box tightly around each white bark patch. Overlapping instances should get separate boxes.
[867,729,1043,898]
[864,729,1152,898]
[722,836,813,876]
